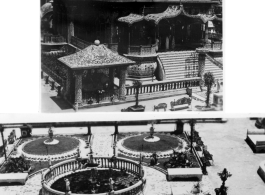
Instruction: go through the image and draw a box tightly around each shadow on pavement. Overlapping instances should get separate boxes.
[50,96,73,110]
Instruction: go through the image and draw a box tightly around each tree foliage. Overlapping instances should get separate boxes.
[204,72,215,108]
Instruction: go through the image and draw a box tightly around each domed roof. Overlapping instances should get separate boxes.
[41,1,53,18]
[58,44,135,69]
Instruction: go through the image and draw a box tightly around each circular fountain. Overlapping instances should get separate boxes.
[143,124,160,142]
[43,127,59,145]
[42,157,146,195]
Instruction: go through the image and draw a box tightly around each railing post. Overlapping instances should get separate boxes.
[57,86,61,96]
[140,45,142,55]
[51,81,55,90]
[41,71,44,79]
[45,76,49,84]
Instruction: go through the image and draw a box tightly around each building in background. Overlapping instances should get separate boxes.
[41,0,223,111]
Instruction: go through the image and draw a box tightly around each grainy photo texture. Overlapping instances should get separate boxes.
[41,0,223,112]
[1,118,264,195]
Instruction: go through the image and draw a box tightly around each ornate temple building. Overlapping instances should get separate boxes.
[41,0,223,110]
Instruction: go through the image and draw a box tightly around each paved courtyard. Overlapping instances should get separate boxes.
[41,79,218,113]
[0,119,264,195]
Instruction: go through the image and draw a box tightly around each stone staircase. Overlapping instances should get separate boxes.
[157,51,223,82]
[158,51,195,80]
[204,57,223,82]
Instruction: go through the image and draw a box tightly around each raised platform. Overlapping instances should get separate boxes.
[246,129,265,153]
[143,136,160,142]
[0,173,28,185]
[167,168,203,181]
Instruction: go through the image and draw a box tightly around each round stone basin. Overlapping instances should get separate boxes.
[51,168,140,194]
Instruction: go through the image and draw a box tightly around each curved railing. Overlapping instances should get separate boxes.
[128,44,157,56]
[42,157,146,195]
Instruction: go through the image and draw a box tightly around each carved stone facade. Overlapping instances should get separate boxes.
[74,71,83,108]
[127,62,157,78]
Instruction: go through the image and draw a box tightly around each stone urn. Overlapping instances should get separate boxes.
[127,62,157,78]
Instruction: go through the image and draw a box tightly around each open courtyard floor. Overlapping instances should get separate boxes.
[0,118,264,195]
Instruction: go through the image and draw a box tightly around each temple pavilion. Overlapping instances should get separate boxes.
[41,0,223,110]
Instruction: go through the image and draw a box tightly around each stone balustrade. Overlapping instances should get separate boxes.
[42,34,66,44]
[42,157,145,195]
[128,44,157,56]
[203,42,222,50]
[126,77,200,96]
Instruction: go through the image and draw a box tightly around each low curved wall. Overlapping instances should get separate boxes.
[42,157,146,195]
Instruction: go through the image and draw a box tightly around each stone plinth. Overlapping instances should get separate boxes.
[213,93,223,109]
[144,136,160,143]
[44,139,59,145]
[167,168,203,181]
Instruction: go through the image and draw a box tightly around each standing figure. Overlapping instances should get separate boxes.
[64,178,71,194]
[109,177,115,192]
[149,124,155,138]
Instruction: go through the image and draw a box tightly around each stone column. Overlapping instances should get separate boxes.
[205,22,209,43]
[63,69,71,99]
[87,125,91,135]
[196,49,208,91]
[175,120,184,135]
[119,67,127,101]
[74,71,83,111]
[109,67,115,89]
[114,123,119,134]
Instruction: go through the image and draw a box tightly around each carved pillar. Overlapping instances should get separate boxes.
[119,67,127,101]
[109,67,115,89]
[63,69,71,99]
[196,49,208,90]
[74,71,83,110]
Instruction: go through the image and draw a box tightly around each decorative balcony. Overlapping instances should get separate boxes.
[128,44,157,56]
[41,34,66,44]
[203,42,222,50]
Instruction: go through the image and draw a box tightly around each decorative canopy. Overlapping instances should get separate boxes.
[144,5,222,25]
[41,0,53,18]
[145,5,182,25]
[58,44,135,70]
[118,13,145,25]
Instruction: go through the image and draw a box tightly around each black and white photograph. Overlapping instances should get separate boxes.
[41,0,223,112]
[0,116,265,195]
